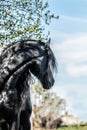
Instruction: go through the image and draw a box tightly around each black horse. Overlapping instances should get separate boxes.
[0,39,56,130]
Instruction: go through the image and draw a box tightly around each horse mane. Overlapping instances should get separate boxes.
[1,39,44,51]
[0,39,46,60]
[1,39,57,71]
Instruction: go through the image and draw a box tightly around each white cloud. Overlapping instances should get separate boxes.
[52,33,87,62]
[53,84,87,121]
[51,33,87,77]
[60,15,87,23]
[51,32,87,121]
[67,64,87,77]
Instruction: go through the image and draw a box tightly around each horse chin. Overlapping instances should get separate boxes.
[41,80,54,89]
[43,85,52,89]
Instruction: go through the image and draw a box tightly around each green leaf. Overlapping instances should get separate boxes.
[0,0,59,45]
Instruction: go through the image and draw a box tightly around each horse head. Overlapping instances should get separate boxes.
[29,40,57,89]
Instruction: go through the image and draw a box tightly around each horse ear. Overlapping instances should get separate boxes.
[46,38,51,46]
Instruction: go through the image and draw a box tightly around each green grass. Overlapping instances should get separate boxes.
[57,125,87,130]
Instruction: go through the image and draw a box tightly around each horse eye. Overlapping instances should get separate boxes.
[38,57,44,61]
[36,57,45,66]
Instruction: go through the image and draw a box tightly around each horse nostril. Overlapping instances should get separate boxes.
[46,78,55,88]
[51,78,55,86]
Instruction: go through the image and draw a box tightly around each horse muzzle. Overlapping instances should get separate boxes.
[42,78,55,89]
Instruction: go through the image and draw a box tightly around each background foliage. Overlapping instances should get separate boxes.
[31,81,66,118]
[0,0,58,45]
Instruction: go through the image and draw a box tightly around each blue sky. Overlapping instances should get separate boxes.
[47,0,87,121]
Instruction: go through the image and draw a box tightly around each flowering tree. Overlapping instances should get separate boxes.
[0,0,59,45]
[31,81,66,118]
